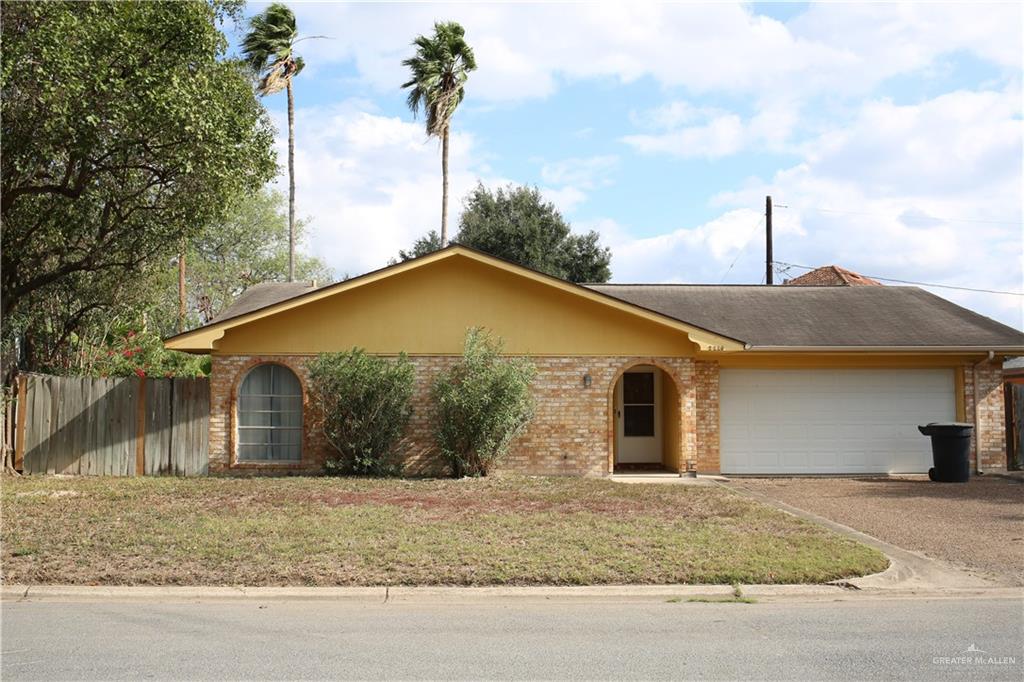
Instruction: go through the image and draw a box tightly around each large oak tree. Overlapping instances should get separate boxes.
[1,0,276,371]
[396,184,613,283]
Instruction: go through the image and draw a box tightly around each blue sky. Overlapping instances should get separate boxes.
[228,2,1022,327]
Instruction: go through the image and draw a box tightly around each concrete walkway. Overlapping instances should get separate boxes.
[609,472,728,485]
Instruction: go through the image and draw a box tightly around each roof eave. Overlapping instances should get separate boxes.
[744,345,1024,354]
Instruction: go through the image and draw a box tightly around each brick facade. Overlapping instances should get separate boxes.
[693,361,720,473]
[208,354,723,476]
[209,353,1008,476]
[962,360,1007,471]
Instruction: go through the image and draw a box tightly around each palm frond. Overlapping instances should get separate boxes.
[257,61,290,96]
[400,21,477,137]
[241,2,300,83]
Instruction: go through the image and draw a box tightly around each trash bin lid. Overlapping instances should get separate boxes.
[918,422,974,436]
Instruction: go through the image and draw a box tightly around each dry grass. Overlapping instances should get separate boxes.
[1,476,888,586]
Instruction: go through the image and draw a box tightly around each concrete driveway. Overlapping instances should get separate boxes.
[733,475,1024,586]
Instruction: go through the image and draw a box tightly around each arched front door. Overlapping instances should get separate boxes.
[614,365,663,464]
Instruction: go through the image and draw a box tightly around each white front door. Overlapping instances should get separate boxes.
[615,367,662,464]
[719,369,956,474]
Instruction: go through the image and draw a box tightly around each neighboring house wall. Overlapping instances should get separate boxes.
[208,354,724,476]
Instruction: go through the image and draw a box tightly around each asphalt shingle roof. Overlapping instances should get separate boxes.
[209,281,321,324]
[586,284,1024,348]
[192,256,1024,350]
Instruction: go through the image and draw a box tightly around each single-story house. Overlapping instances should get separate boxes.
[164,245,1024,476]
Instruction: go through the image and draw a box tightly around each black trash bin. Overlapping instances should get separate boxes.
[917,422,973,482]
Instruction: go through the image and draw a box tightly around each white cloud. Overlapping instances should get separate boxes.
[614,87,1024,326]
[804,90,1023,197]
[539,155,618,189]
[629,101,706,130]
[623,112,747,159]
[539,186,588,215]
[244,3,1024,326]
[274,101,496,276]
[624,97,803,158]
[270,2,1020,104]
[596,207,806,285]
[534,155,619,214]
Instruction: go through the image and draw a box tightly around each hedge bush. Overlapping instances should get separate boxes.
[307,349,415,476]
[432,328,535,477]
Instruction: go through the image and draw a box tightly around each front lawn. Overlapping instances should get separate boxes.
[1,476,887,586]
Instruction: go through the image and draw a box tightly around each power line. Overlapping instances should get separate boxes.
[774,261,1024,296]
[719,217,765,283]
[800,206,1022,227]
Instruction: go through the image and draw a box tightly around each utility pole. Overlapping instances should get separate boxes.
[765,195,773,285]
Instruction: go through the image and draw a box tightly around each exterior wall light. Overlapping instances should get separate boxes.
[582,373,592,388]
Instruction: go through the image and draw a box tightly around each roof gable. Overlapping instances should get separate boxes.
[165,246,744,354]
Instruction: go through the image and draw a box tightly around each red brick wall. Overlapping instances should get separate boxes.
[963,360,1007,470]
[208,354,722,476]
[694,361,720,473]
[208,355,328,475]
[210,354,1008,475]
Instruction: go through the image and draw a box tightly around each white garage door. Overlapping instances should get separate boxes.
[720,369,955,474]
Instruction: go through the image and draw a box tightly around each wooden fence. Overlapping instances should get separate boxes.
[14,373,209,476]
[1008,383,1023,470]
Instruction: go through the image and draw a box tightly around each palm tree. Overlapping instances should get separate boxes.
[242,3,318,282]
[402,22,477,246]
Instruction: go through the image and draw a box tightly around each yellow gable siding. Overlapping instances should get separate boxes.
[213,256,698,356]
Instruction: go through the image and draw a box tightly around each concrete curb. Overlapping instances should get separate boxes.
[4,583,1019,605]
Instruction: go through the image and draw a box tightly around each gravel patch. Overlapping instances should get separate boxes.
[734,475,1024,586]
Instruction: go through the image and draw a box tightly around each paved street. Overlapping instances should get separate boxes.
[2,597,1022,680]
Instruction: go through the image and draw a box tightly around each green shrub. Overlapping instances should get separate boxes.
[432,328,536,477]
[307,349,415,476]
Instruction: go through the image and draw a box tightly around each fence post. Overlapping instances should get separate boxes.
[14,374,27,472]
[135,375,146,476]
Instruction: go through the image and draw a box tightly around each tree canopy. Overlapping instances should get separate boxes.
[394,231,443,263]
[162,189,333,331]
[397,184,612,283]
[1,0,277,373]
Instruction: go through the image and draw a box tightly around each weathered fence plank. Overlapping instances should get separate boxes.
[1011,384,1023,470]
[19,373,209,476]
[144,377,171,475]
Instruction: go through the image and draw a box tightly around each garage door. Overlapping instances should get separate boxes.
[720,369,956,474]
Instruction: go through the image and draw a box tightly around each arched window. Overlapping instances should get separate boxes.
[237,364,302,462]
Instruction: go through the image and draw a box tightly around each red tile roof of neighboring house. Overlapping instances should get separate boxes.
[784,265,882,287]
